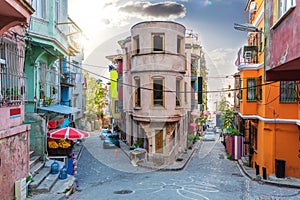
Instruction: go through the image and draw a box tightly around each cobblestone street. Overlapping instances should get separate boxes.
[70,133,300,200]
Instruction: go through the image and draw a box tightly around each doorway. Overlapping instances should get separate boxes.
[155,130,163,154]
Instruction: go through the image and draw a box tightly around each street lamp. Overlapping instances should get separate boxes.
[233,23,262,33]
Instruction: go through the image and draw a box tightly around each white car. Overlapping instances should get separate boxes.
[215,127,222,134]
[99,129,112,140]
[202,131,215,141]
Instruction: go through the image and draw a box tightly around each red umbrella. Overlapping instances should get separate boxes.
[47,127,89,140]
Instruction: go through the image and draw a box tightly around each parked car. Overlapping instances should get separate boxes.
[202,131,215,141]
[214,127,222,134]
[103,133,120,149]
[99,129,112,140]
[206,127,214,132]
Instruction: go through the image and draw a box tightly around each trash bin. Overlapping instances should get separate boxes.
[275,159,286,178]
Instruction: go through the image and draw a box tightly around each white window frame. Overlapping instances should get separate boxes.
[32,0,47,20]
[273,0,296,28]
[55,0,60,23]
[278,0,296,18]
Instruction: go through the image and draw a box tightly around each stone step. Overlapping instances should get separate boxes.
[29,173,76,199]
[34,173,59,194]
[26,193,66,200]
[30,167,50,189]
[30,151,35,157]
[30,161,44,177]
[30,155,41,169]
[51,175,76,195]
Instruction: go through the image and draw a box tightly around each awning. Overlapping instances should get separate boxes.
[38,104,80,115]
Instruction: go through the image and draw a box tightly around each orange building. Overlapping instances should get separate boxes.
[234,0,300,179]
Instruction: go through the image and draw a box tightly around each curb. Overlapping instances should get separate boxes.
[119,140,201,171]
[236,160,256,181]
[75,145,84,162]
[236,159,300,189]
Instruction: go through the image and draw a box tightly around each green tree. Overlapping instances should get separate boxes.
[84,72,108,114]
[221,107,241,136]
[94,82,106,113]
[221,108,234,129]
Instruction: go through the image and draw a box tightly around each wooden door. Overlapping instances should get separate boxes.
[155,130,163,153]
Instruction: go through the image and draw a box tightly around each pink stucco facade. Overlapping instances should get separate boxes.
[121,21,192,165]
[0,125,30,200]
[0,0,33,199]
[265,0,300,81]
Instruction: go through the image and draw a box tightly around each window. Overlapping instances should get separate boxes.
[115,100,119,113]
[250,124,258,150]
[257,76,262,101]
[133,36,140,54]
[280,81,296,102]
[177,36,183,54]
[55,0,60,22]
[239,78,243,101]
[32,0,47,19]
[152,33,164,52]
[135,78,141,107]
[39,61,59,105]
[273,0,296,22]
[247,78,256,101]
[176,79,181,107]
[0,39,21,101]
[184,82,187,103]
[153,79,164,106]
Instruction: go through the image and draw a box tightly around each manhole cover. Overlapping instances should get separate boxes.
[113,190,133,194]
[162,185,182,190]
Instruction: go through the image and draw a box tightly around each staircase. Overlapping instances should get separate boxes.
[27,151,76,199]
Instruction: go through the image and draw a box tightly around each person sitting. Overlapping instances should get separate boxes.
[60,115,70,128]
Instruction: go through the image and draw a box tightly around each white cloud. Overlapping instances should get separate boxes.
[118,1,186,21]
[204,48,238,91]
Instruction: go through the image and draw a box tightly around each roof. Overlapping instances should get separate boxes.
[38,104,80,115]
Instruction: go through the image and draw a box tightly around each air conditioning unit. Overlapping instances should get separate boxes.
[244,51,252,62]
[249,2,256,13]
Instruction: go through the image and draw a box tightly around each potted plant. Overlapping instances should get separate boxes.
[5,87,18,100]
[45,97,53,106]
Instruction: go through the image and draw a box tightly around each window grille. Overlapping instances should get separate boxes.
[0,38,24,102]
[280,81,296,102]
[247,78,256,101]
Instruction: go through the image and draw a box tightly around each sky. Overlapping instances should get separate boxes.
[69,0,249,110]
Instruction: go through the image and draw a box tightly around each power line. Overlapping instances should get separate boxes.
[74,61,279,94]
[24,33,280,95]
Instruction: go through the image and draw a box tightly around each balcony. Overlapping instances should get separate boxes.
[60,72,75,87]
[191,63,198,81]
[236,45,260,70]
[243,45,258,64]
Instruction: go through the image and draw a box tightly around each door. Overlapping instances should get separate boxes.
[155,130,163,153]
